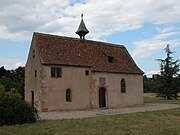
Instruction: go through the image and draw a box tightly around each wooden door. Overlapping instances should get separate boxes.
[99,88,106,108]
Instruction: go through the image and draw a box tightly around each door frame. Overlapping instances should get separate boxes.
[99,87,106,108]
[31,90,34,107]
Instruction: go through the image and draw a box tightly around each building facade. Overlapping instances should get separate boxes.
[25,32,144,112]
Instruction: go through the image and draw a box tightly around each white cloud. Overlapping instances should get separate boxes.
[0,0,72,41]
[0,58,24,70]
[132,39,179,58]
[0,0,180,41]
[156,27,177,33]
[132,27,180,58]
[154,32,180,40]
[146,70,160,77]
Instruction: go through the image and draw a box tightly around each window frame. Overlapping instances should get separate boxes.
[121,78,126,93]
[66,88,72,102]
[35,70,37,77]
[51,67,62,78]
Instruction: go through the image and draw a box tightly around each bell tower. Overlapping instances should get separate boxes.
[76,14,89,40]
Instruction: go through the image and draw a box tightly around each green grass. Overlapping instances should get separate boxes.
[144,93,180,105]
[0,93,180,135]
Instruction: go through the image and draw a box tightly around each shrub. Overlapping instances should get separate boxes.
[0,97,39,126]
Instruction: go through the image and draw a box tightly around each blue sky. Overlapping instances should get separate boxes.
[0,0,180,77]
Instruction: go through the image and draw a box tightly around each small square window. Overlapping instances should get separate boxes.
[85,70,89,75]
[108,56,114,63]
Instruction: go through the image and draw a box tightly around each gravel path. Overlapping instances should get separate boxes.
[39,103,180,120]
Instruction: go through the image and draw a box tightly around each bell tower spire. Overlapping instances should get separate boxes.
[76,14,89,40]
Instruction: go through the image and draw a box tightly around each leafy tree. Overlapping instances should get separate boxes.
[11,67,25,99]
[0,66,25,99]
[0,66,7,77]
[143,75,149,92]
[0,84,5,96]
[0,77,16,92]
[4,88,22,100]
[143,75,159,93]
[156,44,180,99]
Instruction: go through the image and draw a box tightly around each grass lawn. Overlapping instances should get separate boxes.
[0,93,180,135]
[144,93,180,105]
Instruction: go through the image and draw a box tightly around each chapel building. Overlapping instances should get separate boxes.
[25,15,144,111]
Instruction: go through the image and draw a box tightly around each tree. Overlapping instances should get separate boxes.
[143,75,159,93]
[156,44,180,99]
[0,66,25,99]
[0,84,5,96]
[0,66,7,77]
[11,67,25,99]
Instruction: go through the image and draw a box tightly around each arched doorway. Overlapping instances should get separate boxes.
[99,87,106,108]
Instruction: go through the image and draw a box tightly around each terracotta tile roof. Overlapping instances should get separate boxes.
[34,32,143,74]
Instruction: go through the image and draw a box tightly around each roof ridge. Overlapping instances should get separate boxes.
[86,40,125,48]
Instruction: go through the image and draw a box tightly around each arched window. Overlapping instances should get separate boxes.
[121,79,126,93]
[66,89,72,102]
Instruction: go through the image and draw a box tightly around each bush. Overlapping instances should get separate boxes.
[0,97,39,126]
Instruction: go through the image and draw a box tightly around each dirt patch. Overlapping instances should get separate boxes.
[39,103,180,120]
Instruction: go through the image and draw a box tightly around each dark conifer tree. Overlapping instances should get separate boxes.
[156,44,180,99]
